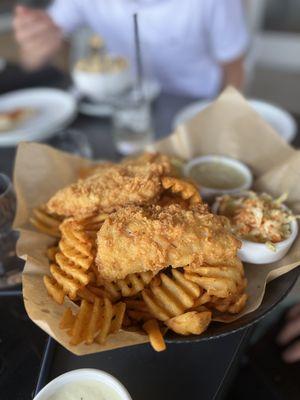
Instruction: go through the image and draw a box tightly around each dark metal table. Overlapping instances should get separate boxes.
[0,65,299,400]
[35,330,251,400]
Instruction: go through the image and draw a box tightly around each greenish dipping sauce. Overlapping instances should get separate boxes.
[189,162,246,190]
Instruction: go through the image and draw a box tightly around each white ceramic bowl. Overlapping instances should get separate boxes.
[33,368,132,400]
[72,67,132,102]
[212,201,298,264]
[173,99,297,143]
[184,155,253,201]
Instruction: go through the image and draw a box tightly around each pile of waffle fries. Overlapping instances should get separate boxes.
[29,153,247,352]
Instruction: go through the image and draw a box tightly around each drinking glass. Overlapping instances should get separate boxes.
[112,95,154,156]
[0,173,22,289]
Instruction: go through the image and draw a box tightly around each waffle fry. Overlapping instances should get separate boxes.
[59,219,94,270]
[77,287,103,303]
[142,269,201,321]
[184,262,245,299]
[209,292,248,314]
[78,213,109,232]
[102,271,156,301]
[55,252,90,286]
[86,297,103,344]
[59,308,76,330]
[143,319,166,352]
[187,292,212,314]
[166,310,212,335]
[60,298,126,346]
[161,177,201,204]
[50,264,82,300]
[43,275,65,304]
[110,302,126,333]
[96,297,114,344]
[30,205,62,238]
[70,300,93,345]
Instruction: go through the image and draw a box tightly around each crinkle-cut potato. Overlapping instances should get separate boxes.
[209,292,248,314]
[77,213,109,233]
[76,271,156,303]
[43,275,65,305]
[60,298,126,346]
[184,258,246,299]
[143,319,166,352]
[96,203,241,281]
[29,205,62,238]
[49,263,82,300]
[55,252,91,286]
[59,219,94,270]
[142,269,201,321]
[46,153,174,218]
[99,271,156,301]
[166,311,212,335]
[161,176,201,205]
[43,218,95,304]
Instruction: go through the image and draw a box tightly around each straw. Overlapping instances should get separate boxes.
[133,13,144,98]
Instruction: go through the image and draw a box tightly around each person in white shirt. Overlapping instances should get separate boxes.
[13,0,249,98]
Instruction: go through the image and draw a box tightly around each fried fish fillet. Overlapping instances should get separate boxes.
[47,153,172,218]
[79,152,173,180]
[96,204,241,281]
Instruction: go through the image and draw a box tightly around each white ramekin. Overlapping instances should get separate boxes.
[33,368,132,400]
[72,68,132,101]
[212,201,298,264]
[183,155,253,201]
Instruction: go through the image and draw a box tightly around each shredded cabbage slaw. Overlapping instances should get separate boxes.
[217,191,299,249]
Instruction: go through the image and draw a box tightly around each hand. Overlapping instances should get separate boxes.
[13,5,63,70]
[277,303,300,363]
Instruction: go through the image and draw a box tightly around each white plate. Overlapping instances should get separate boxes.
[0,88,77,146]
[76,80,161,117]
[173,99,297,143]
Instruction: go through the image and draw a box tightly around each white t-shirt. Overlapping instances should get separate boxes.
[49,0,249,98]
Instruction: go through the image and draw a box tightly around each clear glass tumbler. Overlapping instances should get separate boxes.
[0,173,22,289]
[112,96,154,156]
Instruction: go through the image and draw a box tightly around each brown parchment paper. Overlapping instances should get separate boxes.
[15,87,300,355]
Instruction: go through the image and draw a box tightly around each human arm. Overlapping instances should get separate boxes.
[13,0,84,70]
[221,56,245,91]
[207,0,249,92]
[277,303,300,363]
[13,5,64,70]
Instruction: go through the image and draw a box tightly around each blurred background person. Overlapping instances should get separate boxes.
[278,302,300,363]
[13,0,249,98]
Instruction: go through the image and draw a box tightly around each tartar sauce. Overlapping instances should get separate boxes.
[189,161,246,190]
[48,380,122,400]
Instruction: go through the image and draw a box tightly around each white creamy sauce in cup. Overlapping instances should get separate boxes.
[48,380,122,400]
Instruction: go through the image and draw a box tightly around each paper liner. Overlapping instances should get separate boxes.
[15,87,300,354]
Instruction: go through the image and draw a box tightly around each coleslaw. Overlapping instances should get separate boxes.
[216,191,299,249]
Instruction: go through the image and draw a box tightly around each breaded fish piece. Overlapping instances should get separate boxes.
[47,154,172,218]
[96,204,241,281]
[80,152,172,179]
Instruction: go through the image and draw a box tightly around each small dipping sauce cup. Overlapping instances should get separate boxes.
[184,155,253,201]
